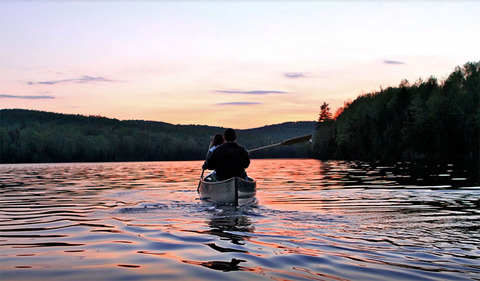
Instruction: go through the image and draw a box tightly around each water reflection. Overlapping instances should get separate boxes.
[207,217,253,246]
[0,160,479,281]
[181,206,256,273]
[183,258,248,272]
[318,161,479,189]
[206,206,255,245]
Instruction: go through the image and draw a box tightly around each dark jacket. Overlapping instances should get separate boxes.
[202,142,250,181]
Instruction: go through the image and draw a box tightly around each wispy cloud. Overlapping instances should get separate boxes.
[214,90,288,95]
[215,102,262,106]
[383,60,405,65]
[27,75,114,85]
[284,72,307,79]
[0,94,55,99]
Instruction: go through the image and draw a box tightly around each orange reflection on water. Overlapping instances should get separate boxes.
[249,159,347,212]
[1,160,478,280]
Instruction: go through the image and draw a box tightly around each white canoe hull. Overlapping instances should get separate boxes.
[199,177,256,206]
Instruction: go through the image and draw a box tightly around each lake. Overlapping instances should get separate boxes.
[1,159,479,280]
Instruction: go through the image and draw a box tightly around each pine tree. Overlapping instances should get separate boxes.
[318,102,332,124]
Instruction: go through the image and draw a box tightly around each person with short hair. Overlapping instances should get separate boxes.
[202,128,250,181]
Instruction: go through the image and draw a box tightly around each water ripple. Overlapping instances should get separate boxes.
[0,160,479,280]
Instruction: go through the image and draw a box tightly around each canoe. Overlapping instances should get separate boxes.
[198,177,256,206]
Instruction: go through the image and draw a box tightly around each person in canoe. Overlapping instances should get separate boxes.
[202,133,225,181]
[202,128,250,181]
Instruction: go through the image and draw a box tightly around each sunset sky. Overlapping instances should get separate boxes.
[1,1,479,129]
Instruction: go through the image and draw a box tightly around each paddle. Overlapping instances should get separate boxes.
[248,134,312,153]
[197,169,205,192]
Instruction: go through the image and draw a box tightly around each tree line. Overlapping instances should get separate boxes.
[0,109,315,163]
[313,61,479,166]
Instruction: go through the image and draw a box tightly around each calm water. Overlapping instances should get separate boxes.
[1,159,479,280]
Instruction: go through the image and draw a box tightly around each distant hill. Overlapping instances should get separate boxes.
[0,109,315,163]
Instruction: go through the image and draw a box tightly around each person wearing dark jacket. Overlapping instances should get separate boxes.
[202,128,250,181]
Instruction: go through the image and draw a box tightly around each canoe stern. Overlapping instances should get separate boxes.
[199,177,256,206]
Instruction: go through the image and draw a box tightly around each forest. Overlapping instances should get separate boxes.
[313,61,479,166]
[0,109,315,163]
[2,61,478,165]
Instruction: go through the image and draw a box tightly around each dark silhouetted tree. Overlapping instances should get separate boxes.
[313,61,480,165]
[318,102,332,124]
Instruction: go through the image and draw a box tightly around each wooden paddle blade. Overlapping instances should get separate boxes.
[280,134,312,146]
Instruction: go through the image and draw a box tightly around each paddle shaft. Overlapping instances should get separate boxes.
[248,143,282,152]
[197,169,205,192]
[248,134,312,153]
